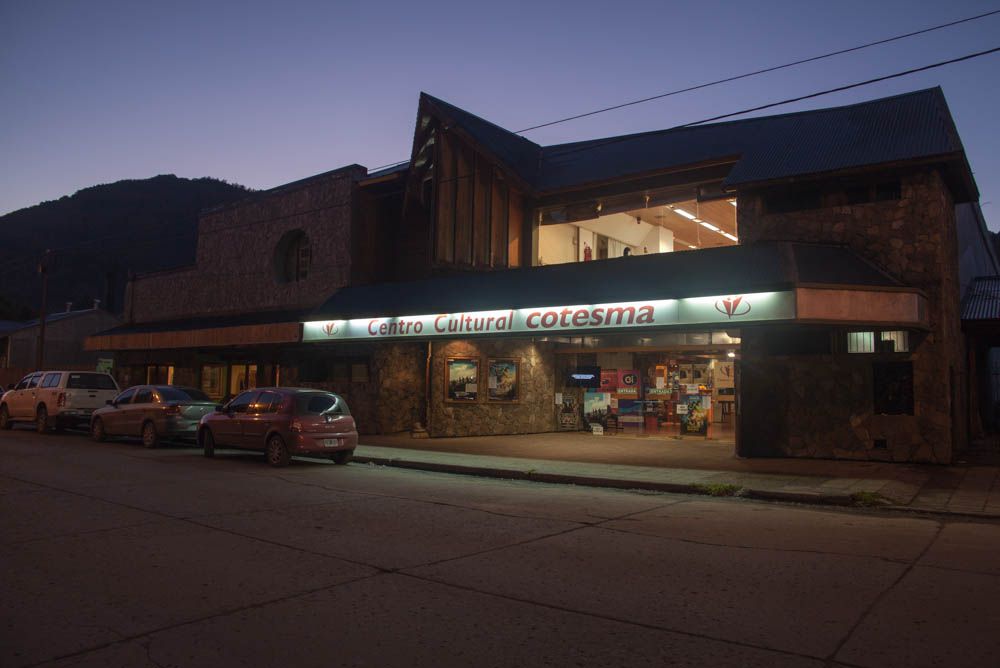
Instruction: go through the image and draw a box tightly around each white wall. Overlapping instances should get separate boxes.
[641,226,674,254]
[539,224,578,265]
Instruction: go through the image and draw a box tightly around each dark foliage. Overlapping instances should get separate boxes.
[0,175,251,316]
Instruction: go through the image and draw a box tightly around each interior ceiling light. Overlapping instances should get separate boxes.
[721,232,739,242]
[729,200,738,207]
[699,221,720,232]
[727,350,736,358]
[672,207,697,220]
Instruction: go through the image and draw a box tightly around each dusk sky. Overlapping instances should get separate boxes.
[2,1,999,226]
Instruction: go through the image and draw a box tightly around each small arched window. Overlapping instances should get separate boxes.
[274,230,311,283]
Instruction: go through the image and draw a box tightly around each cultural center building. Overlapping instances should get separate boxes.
[88,86,1000,464]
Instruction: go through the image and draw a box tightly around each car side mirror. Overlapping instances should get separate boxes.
[106,399,114,406]
[214,404,225,412]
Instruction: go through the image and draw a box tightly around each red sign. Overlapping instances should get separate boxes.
[715,295,751,319]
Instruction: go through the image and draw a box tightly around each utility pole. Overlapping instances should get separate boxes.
[36,249,51,369]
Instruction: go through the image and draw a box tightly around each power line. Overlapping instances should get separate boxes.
[544,45,1000,163]
[516,8,1000,133]
[364,7,1000,173]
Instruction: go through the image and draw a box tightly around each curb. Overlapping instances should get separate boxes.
[351,454,855,506]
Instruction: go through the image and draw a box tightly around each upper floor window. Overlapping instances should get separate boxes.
[274,230,311,283]
[536,187,737,266]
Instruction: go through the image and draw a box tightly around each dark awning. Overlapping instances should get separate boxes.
[310,242,903,320]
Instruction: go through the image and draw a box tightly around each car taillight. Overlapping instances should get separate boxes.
[290,420,302,432]
[164,405,181,416]
[57,392,65,407]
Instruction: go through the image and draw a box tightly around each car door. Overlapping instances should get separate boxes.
[212,391,257,448]
[241,391,281,450]
[102,388,137,435]
[13,373,43,418]
[5,375,33,418]
[128,387,155,436]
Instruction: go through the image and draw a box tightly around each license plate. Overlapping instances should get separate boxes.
[323,438,341,447]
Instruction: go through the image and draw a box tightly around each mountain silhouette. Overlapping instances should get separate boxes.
[0,175,251,319]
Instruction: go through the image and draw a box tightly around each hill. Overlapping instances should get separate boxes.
[0,175,251,319]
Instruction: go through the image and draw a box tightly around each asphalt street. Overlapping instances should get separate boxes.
[1,428,998,668]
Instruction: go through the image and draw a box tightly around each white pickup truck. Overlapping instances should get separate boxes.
[0,371,120,432]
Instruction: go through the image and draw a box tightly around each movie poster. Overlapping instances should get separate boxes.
[445,358,479,402]
[679,394,711,436]
[487,358,519,402]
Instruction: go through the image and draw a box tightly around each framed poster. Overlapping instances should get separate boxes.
[445,357,479,402]
[487,358,520,402]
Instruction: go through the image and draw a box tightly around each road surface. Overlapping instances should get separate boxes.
[1,428,998,667]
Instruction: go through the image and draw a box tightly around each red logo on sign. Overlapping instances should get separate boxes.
[322,322,339,336]
[715,296,751,318]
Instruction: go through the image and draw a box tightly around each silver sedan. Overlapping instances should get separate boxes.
[90,385,218,447]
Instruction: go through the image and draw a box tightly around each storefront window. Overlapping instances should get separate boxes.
[200,364,225,400]
[146,365,174,385]
[229,364,259,396]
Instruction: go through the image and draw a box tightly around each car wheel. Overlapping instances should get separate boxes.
[141,421,159,448]
[201,429,215,458]
[0,405,11,430]
[266,434,290,467]
[36,405,49,434]
[330,449,353,465]
[91,417,107,442]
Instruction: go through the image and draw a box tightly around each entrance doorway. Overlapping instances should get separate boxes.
[554,336,738,445]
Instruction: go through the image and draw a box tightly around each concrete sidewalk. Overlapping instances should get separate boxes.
[354,437,1000,517]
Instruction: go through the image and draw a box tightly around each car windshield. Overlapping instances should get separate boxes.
[157,387,211,402]
[66,373,117,390]
[294,392,350,416]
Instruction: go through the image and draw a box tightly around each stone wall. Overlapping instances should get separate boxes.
[429,338,556,437]
[372,342,427,434]
[737,168,964,462]
[126,165,364,324]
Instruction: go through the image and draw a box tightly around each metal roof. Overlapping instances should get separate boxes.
[309,242,902,320]
[961,276,1000,320]
[93,308,308,337]
[422,87,975,200]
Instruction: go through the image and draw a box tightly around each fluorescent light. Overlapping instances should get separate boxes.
[672,207,697,220]
[721,232,739,242]
[699,221,720,232]
[727,350,736,358]
[729,200,737,207]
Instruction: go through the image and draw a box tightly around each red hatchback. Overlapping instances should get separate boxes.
[198,388,358,467]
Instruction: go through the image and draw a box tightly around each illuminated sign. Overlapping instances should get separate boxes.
[302,291,796,343]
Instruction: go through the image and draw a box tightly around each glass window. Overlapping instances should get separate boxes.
[226,391,257,414]
[146,365,174,385]
[294,393,350,416]
[114,388,137,405]
[42,373,62,388]
[157,387,210,402]
[229,364,258,397]
[252,391,282,414]
[133,388,153,404]
[26,373,43,389]
[847,332,875,354]
[15,376,31,390]
[200,365,225,400]
[66,373,117,390]
[879,331,909,353]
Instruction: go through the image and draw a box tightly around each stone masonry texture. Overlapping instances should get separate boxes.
[737,168,964,463]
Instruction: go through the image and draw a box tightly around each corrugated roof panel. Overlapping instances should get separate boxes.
[962,276,1000,320]
[425,88,970,196]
